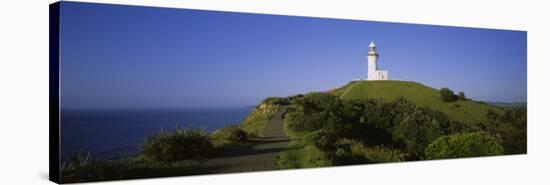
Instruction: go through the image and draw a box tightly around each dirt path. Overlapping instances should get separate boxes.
[203,110,290,173]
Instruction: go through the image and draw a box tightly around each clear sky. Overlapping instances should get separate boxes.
[59,2,527,109]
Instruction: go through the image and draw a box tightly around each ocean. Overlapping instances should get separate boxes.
[60,107,253,161]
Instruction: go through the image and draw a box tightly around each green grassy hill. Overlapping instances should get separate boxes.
[335,80,502,124]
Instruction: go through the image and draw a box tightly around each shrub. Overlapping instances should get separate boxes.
[284,111,344,138]
[303,129,339,149]
[277,141,334,169]
[210,126,249,147]
[262,97,291,106]
[284,93,355,139]
[360,100,394,129]
[458,91,467,100]
[486,109,498,121]
[60,152,128,183]
[483,107,526,154]
[501,109,515,123]
[392,109,444,157]
[501,126,527,154]
[425,132,504,160]
[140,128,213,162]
[440,88,458,102]
[283,111,309,137]
[239,111,269,137]
[297,92,342,112]
[333,139,405,164]
[286,94,305,104]
[362,146,405,163]
[511,108,527,129]
[485,122,526,155]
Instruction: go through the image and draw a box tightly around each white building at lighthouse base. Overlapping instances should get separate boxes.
[368,70,388,81]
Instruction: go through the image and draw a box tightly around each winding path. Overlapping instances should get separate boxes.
[203,110,291,173]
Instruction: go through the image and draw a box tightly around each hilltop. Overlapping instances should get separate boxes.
[330,80,502,124]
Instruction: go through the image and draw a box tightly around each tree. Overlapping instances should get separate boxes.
[458,91,467,100]
[440,88,458,102]
[425,132,504,160]
[486,109,498,121]
[392,108,444,157]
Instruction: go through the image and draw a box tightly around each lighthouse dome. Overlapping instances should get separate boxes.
[369,41,376,47]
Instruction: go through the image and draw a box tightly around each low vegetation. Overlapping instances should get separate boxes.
[60,99,293,183]
[60,152,129,183]
[278,81,526,168]
[458,91,467,100]
[425,131,504,159]
[210,125,250,152]
[140,128,213,162]
[277,140,333,169]
[440,87,458,102]
[239,112,269,137]
[60,151,204,183]
[60,125,252,183]
[60,80,526,182]
[239,97,289,137]
[338,80,503,124]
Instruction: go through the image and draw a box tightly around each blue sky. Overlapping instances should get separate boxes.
[59,2,527,109]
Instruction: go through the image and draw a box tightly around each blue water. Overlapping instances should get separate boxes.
[60,107,253,160]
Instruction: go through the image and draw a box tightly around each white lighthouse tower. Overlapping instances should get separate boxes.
[367,41,389,80]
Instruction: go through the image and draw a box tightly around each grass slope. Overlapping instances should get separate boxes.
[338,80,501,124]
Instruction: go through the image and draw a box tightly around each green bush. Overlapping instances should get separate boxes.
[277,141,334,169]
[361,100,396,130]
[239,111,269,137]
[425,132,504,160]
[210,126,248,147]
[392,109,444,157]
[139,128,213,162]
[262,97,291,106]
[303,129,339,149]
[60,152,128,183]
[484,107,526,154]
[284,112,345,138]
[353,145,406,163]
[297,92,342,112]
[458,91,467,100]
[284,92,354,139]
[333,139,405,164]
[283,111,309,137]
[486,109,499,121]
[485,122,526,155]
[440,88,458,102]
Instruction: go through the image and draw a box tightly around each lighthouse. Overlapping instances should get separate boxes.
[367,41,389,80]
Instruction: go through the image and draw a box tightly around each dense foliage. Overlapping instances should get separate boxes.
[458,91,467,100]
[425,131,504,159]
[210,126,249,147]
[484,107,527,154]
[60,152,129,183]
[334,139,406,164]
[140,128,213,162]
[278,90,525,168]
[440,87,458,102]
[60,151,204,183]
